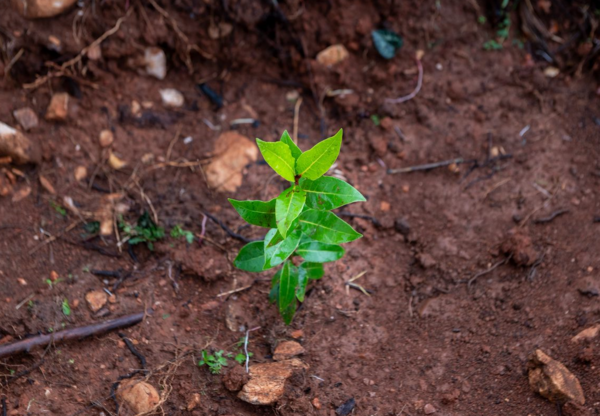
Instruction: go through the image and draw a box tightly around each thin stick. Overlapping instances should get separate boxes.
[204,212,256,243]
[533,209,569,224]
[244,327,261,373]
[216,284,253,298]
[467,255,512,288]
[388,158,468,174]
[293,97,303,144]
[15,293,34,310]
[0,312,144,359]
[198,214,207,244]
[28,220,82,255]
[4,48,24,79]
[385,58,423,104]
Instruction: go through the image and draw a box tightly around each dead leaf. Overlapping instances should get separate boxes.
[12,186,31,202]
[39,175,56,194]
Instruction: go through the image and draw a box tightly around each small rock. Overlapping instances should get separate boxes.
[159,88,184,108]
[501,229,539,267]
[528,349,585,405]
[572,324,600,343]
[424,403,436,414]
[0,122,41,164]
[208,22,233,39]
[85,290,108,312]
[99,130,114,148]
[394,217,410,236]
[290,329,304,339]
[312,397,322,409]
[577,276,599,297]
[11,0,77,18]
[379,117,393,131]
[11,186,31,202]
[108,152,127,170]
[238,359,308,405]
[117,379,160,414]
[316,44,349,66]
[418,252,436,269]
[441,389,461,404]
[186,393,201,411]
[144,47,167,80]
[72,299,79,308]
[335,398,356,416]
[45,93,69,121]
[17,278,27,286]
[13,108,39,131]
[273,341,305,361]
[223,365,249,392]
[544,66,560,78]
[369,135,388,157]
[205,131,258,192]
[74,166,87,181]
[108,295,117,304]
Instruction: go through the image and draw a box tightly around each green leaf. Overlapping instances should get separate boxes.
[278,262,298,314]
[372,29,403,59]
[264,228,302,269]
[300,176,366,210]
[296,266,308,302]
[256,139,296,182]
[299,262,324,280]
[298,209,362,244]
[229,198,277,228]
[295,129,342,180]
[280,298,297,325]
[296,242,345,263]
[234,241,265,272]
[275,187,306,238]
[62,299,71,316]
[280,130,302,160]
[269,268,281,304]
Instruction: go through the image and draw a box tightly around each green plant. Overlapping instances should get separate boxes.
[50,200,67,217]
[198,350,228,374]
[61,299,71,316]
[229,130,365,324]
[120,212,165,250]
[170,225,194,244]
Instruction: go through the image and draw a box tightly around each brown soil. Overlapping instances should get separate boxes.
[1,1,600,415]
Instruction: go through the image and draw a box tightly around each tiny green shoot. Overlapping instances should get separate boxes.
[171,225,194,244]
[120,212,165,250]
[61,299,71,316]
[230,130,365,324]
[50,200,67,217]
[198,350,228,374]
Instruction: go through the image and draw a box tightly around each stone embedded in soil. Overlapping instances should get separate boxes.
[74,166,87,181]
[237,359,308,405]
[85,290,108,312]
[394,217,410,236]
[186,393,201,411]
[417,252,437,269]
[99,130,114,148]
[11,0,77,18]
[571,324,600,343]
[577,276,599,298]
[316,44,349,66]
[108,152,127,170]
[223,365,249,392]
[205,131,258,192]
[528,349,585,405]
[144,47,167,80]
[45,93,69,121]
[369,135,388,157]
[117,379,160,414]
[273,341,305,361]
[335,397,356,416]
[424,403,437,414]
[159,88,184,108]
[501,229,539,267]
[0,122,41,164]
[13,107,39,131]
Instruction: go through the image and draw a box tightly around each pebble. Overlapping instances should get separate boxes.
[394,217,410,236]
[144,47,167,80]
[208,22,233,39]
[117,379,160,414]
[99,130,114,148]
[544,66,560,78]
[0,122,41,164]
[424,403,436,414]
[571,324,600,343]
[85,290,108,312]
[159,88,184,108]
[238,359,308,405]
[45,93,69,121]
[186,393,201,411]
[316,44,349,66]
[528,349,585,405]
[312,397,321,409]
[273,341,305,361]
[74,166,87,181]
[12,0,77,18]
[108,152,127,170]
[205,132,258,192]
[13,107,39,131]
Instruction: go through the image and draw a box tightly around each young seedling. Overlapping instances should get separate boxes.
[120,212,165,250]
[229,130,365,324]
[198,350,228,374]
[170,224,194,244]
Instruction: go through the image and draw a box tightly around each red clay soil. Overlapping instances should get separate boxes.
[1,1,600,415]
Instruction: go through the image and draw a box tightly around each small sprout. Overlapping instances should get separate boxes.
[61,299,71,316]
[50,200,67,217]
[370,114,380,126]
[27,300,34,309]
[198,350,229,374]
[170,225,194,244]
[478,15,486,24]
[48,327,54,333]
[68,359,75,365]
[83,221,100,235]
[120,212,165,251]
[9,369,15,375]
[162,313,170,320]
[234,352,252,365]
[230,130,364,324]
[371,29,403,59]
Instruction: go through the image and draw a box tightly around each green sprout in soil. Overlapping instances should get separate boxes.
[170,225,194,244]
[120,212,165,250]
[198,350,229,374]
[50,200,67,217]
[61,299,71,316]
[229,130,365,324]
